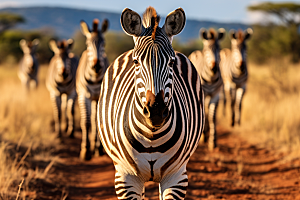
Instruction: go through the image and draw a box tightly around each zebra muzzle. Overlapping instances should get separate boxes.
[143,90,169,128]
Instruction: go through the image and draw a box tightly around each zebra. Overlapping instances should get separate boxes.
[97,7,204,200]
[189,28,225,151]
[76,19,109,160]
[18,39,39,89]
[46,39,79,138]
[220,28,253,127]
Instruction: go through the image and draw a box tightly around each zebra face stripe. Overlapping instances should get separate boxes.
[86,32,106,72]
[133,28,175,105]
[202,39,221,69]
[231,39,247,68]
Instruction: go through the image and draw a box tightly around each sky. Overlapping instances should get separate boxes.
[0,0,298,23]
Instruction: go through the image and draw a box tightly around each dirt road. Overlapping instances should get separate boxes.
[33,126,300,200]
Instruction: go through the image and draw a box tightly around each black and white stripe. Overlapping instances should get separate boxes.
[46,39,79,137]
[189,28,224,151]
[220,28,253,126]
[97,7,204,200]
[18,39,39,89]
[76,19,109,160]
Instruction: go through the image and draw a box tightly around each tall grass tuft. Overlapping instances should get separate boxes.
[0,64,60,198]
[219,60,300,152]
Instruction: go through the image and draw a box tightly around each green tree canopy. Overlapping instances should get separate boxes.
[248,2,300,62]
[0,13,25,33]
[248,2,300,27]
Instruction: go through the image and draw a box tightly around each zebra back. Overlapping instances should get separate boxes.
[46,39,78,96]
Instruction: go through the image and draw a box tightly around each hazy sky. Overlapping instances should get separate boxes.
[0,0,298,23]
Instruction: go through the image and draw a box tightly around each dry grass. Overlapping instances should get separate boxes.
[0,59,300,198]
[0,64,60,199]
[218,60,300,153]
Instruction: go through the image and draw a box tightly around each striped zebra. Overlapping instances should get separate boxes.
[220,28,253,127]
[46,39,79,138]
[97,7,204,200]
[76,19,109,160]
[18,39,39,89]
[189,28,225,151]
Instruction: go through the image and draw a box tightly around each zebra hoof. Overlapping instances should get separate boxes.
[80,149,92,161]
[67,131,75,138]
[208,142,217,152]
[93,147,105,157]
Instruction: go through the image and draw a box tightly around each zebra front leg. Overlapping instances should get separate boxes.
[50,93,62,138]
[235,87,245,126]
[230,87,237,127]
[114,168,145,200]
[208,94,219,151]
[78,94,92,160]
[66,90,77,138]
[90,100,104,157]
[160,168,188,200]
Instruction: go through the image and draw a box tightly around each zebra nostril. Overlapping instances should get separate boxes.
[143,106,150,118]
[162,108,169,118]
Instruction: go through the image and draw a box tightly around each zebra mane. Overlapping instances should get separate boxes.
[142,6,161,40]
[208,28,217,40]
[93,19,99,33]
[237,29,244,41]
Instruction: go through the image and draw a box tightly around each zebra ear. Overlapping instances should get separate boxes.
[49,40,60,55]
[200,28,208,40]
[32,39,39,46]
[80,20,91,38]
[244,28,253,41]
[163,8,186,39]
[101,19,109,33]
[121,8,142,37]
[230,29,237,40]
[218,28,225,40]
[20,39,30,54]
[67,39,74,49]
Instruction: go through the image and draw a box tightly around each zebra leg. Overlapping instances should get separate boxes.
[78,94,92,160]
[230,87,237,127]
[90,100,104,156]
[66,91,77,138]
[208,94,219,151]
[221,86,227,116]
[235,87,245,126]
[114,168,145,200]
[50,93,62,138]
[159,168,188,200]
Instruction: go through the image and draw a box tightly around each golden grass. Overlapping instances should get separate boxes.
[218,60,300,152]
[0,64,60,199]
[0,59,300,197]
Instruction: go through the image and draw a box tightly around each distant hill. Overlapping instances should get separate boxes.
[0,6,250,42]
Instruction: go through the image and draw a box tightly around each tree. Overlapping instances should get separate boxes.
[248,2,300,62]
[0,13,25,34]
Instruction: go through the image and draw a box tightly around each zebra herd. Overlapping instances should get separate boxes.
[18,6,252,200]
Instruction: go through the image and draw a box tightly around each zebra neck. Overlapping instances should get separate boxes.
[128,94,176,141]
[84,62,104,83]
[201,64,220,83]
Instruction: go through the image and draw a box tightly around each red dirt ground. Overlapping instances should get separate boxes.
[33,126,300,200]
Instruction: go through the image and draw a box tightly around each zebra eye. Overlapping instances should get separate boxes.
[133,59,139,65]
[168,58,175,67]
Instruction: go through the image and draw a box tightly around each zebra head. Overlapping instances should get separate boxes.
[80,19,109,74]
[201,28,225,70]
[121,6,185,128]
[19,39,39,72]
[49,39,74,79]
[230,28,253,69]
